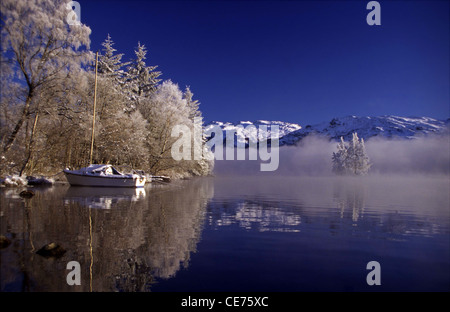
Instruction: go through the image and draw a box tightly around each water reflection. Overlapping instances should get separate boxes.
[209,200,301,232]
[207,176,449,240]
[1,175,449,292]
[333,178,367,224]
[0,178,214,291]
[64,187,146,209]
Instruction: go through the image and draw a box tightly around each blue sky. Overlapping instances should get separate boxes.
[81,0,449,125]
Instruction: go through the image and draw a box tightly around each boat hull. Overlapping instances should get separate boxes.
[64,171,146,188]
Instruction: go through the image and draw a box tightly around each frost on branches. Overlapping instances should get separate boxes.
[0,0,212,178]
[332,133,371,175]
[0,0,91,154]
[126,42,161,99]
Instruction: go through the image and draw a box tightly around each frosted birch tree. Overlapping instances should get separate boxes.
[139,80,212,177]
[143,80,190,174]
[0,0,91,154]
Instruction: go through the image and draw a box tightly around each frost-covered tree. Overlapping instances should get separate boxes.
[139,80,212,177]
[94,35,131,121]
[332,133,371,175]
[182,87,213,176]
[0,0,91,154]
[183,86,202,121]
[26,72,93,173]
[346,133,371,175]
[96,110,148,167]
[97,34,127,85]
[332,137,348,175]
[0,1,210,178]
[142,80,190,174]
[126,42,161,99]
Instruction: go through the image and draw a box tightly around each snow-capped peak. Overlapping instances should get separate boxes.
[204,120,302,145]
[204,116,448,147]
[282,115,448,145]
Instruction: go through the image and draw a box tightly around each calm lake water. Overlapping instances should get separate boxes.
[1,175,449,292]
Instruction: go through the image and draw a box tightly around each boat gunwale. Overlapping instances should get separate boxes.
[63,169,140,180]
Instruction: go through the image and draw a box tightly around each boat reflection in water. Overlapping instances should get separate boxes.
[63,187,146,209]
[0,178,214,292]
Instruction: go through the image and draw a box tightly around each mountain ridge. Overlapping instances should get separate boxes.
[204,115,449,146]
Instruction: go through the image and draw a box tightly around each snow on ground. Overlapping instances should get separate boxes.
[1,175,54,187]
[1,175,28,187]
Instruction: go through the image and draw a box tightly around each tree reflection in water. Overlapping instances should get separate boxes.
[0,178,214,291]
[333,178,367,224]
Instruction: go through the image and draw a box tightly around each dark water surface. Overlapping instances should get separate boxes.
[1,175,449,291]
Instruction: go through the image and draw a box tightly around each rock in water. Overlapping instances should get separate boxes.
[36,242,66,258]
[19,190,35,198]
[0,235,11,249]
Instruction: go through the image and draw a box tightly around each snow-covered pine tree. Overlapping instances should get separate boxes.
[332,137,347,175]
[345,133,371,175]
[97,34,128,86]
[181,86,214,176]
[125,42,161,100]
[94,35,134,120]
[332,133,371,175]
[183,86,202,121]
[354,134,371,175]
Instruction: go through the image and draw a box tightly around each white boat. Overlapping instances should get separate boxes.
[64,164,146,188]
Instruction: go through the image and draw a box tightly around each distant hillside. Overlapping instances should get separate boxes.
[204,120,301,146]
[205,116,449,146]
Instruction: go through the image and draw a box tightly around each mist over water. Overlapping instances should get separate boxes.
[213,134,450,176]
[365,134,450,175]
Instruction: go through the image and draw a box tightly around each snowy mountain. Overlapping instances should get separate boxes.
[204,120,301,146]
[285,115,448,144]
[205,116,449,146]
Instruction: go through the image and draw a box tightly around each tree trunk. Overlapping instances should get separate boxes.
[19,112,39,176]
[3,90,33,153]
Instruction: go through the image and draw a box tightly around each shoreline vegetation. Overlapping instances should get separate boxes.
[0,0,213,180]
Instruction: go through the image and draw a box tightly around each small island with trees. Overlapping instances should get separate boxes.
[332,133,371,176]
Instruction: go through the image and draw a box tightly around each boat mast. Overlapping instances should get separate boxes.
[89,51,99,165]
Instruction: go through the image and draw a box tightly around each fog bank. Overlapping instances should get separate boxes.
[213,134,450,176]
